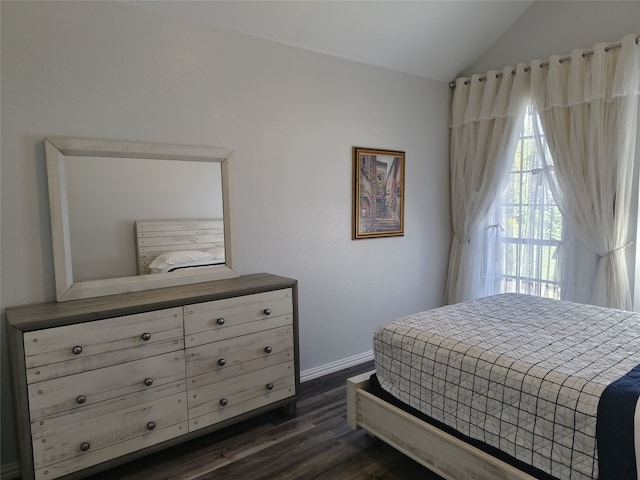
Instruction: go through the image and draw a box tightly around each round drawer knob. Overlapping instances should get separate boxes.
[264,346,273,354]
[216,318,225,325]
[146,421,156,431]
[72,346,83,355]
[141,333,151,341]
[80,442,90,452]
[219,398,228,407]
[218,358,226,367]
[263,309,272,316]
[266,383,274,391]
[76,395,86,405]
[144,378,154,387]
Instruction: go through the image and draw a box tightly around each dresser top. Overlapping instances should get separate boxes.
[6,273,296,331]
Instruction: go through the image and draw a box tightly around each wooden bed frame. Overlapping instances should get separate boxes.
[347,371,537,480]
[135,219,224,275]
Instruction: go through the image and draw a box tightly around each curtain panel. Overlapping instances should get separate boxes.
[444,66,529,304]
[444,34,639,309]
[530,33,640,309]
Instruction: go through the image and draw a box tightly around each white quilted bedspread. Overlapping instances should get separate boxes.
[373,294,640,479]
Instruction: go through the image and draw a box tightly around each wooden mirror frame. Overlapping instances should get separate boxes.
[45,137,237,301]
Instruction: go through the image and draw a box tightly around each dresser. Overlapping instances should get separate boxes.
[6,273,298,480]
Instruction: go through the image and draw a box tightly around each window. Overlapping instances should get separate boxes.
[498,105,562,299]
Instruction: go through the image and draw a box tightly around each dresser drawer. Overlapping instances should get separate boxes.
[184,288,293,342]
[23,307,184,380]
[186,325,294,381]
[189,361,295,431]
[31,380,186,435]
[32,393,188,480]
[28,351,185,423]
[26,337,184,384]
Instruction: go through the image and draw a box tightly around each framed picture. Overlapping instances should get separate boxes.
[353,147,405,239]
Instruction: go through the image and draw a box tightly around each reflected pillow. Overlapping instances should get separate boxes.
[149,250,219,271]
[206,247,225,260]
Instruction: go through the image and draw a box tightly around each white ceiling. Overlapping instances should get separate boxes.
[124,1,534,82]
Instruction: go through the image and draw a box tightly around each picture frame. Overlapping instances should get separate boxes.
[353,147,405,239]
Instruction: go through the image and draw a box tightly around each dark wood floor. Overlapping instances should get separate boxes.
[84,361,443,479]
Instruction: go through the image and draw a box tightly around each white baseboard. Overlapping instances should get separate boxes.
[300,350,373,383]
[0,351,373,479]
[1,461,20,479]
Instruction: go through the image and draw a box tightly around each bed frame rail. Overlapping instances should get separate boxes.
[347,371,536,480]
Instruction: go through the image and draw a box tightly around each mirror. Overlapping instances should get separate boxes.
[45,137,237,301]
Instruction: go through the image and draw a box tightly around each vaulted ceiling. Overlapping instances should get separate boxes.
[124,1,534,82]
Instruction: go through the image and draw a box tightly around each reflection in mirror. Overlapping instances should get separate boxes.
[45,137,236,301]
[65,156,223,281]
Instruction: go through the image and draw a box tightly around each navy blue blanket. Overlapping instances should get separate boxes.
[597,363,640,479]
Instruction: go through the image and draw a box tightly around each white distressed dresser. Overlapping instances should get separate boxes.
[6,273,299,480]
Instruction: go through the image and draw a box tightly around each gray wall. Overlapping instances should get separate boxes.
[465,1,639,75]
[1,1,451,472]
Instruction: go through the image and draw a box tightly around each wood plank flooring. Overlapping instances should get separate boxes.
[84,361,443,479]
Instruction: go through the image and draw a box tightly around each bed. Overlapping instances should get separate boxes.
[135,219,225,274]
[347,293,640,480]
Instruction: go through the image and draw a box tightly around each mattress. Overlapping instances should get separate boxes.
[373,294,640,480]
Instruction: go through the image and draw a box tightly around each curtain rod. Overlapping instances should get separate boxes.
[449,35,640,89]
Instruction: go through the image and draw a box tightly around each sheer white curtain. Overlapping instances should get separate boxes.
[482,107,565,301]
[444,66,529,304]
[530,34,640,309]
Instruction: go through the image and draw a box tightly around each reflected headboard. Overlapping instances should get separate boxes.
[135,219,224,275]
